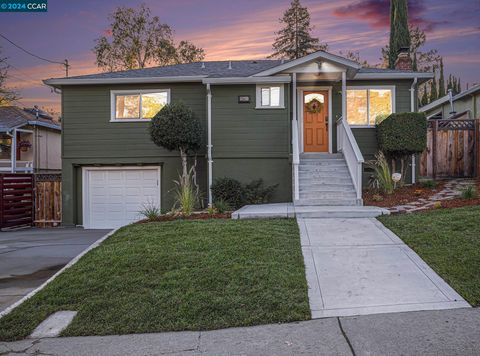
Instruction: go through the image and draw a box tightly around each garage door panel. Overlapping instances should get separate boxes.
[85,167,160,229]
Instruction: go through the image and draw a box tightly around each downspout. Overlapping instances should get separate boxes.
[206,83,213,206]
[410,77,418,184]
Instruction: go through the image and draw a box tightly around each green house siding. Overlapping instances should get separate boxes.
[61,78,417,225]
[61,83,208,226]
[211,84,292,202]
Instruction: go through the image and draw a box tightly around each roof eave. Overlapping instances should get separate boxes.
[353,72,434,80]
[27,120,61,131]
[202,76,291,85]
[252,51,361,77]
[43,75,208,87]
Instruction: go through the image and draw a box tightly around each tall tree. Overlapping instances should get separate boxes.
[93,4,205,71]
[388,0,411,68]
[269,0,326,59]
[0,48,19,106]
[438,58,446,97]
[420,84,428,106]
[456,78,461,95]
[429,73,438,102]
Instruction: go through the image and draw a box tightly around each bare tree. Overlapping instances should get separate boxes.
[0,48,19,106]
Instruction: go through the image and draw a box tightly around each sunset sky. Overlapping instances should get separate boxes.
[1,0,479,113]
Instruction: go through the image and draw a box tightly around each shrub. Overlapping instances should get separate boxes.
[366,151,394,194]
[214,199,230,214]
[460,185,478,200]
[421,180,437,189]
[211,177,245,210]
[138,201,161,220]
[377,112,427,182]
[244,179,278,204]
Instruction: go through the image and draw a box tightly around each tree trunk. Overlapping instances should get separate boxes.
[180,148,188,186]
[400,157,406,186]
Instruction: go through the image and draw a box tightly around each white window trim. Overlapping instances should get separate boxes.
[110,89,171,122]
[347,85,396,128]
[255,84,285,109]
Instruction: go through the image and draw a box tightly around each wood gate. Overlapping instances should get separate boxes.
[420,119,480,178]
[34,173,62,227]
[0,174,34,230]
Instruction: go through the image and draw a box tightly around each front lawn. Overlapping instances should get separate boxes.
[0,219,310,341]
[379,206,480,306]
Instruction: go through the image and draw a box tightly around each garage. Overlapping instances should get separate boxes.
[82,167,161,229]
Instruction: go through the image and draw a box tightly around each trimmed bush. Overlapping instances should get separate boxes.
[211,177,245,210]
[377,112,427,157]
[244,179,278,204]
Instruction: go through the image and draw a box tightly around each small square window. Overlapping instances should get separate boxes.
[256,85,284,108]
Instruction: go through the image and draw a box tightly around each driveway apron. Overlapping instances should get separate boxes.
[298,218,469,318]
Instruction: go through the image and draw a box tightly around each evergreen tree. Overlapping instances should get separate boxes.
[452,76,457,95]
[388,0,411,68]
[429,75,438,102]
[269,0,326,59]
[457,78,461,94]
[438,58,445,97]
[447,74,452,92]
[420,84,429,106]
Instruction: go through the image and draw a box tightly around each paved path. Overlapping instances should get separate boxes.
[0,308,478,355]
[298,218,469,318]
[0,228,110,312]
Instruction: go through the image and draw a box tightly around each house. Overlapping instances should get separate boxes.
[419,84,480,120]
[44,49,432,229]
[0,106,61,173]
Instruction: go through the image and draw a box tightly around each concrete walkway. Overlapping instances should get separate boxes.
[299,218,469,318]
[1,308,478,355]
[0,228,110,312]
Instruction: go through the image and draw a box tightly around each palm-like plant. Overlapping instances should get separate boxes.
[367,151,395,194]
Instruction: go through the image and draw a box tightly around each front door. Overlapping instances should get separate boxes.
[303,91,329,152]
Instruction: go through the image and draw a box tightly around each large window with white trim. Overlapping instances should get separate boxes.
[347,87,394,126]
[111,89,170,121]
[256,85,284,108]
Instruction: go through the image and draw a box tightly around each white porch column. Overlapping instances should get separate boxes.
[341,71,347,122]
[206,84,213,206]
[11,129,17,173]
[292,72,299,201]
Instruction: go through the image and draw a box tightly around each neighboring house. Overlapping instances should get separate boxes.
[419,84,480,120]
[44,49,432,229]
[0,106,61,173]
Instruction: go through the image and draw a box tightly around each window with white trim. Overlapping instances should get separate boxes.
[256,85,284,108]
[347,87,394,126]
[111,89,170,121]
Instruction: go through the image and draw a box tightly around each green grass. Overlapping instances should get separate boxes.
[0,219,310,341]
[379,206,480,306]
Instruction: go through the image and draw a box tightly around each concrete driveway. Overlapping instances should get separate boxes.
[0,228,110,312]
[298,218,470,318]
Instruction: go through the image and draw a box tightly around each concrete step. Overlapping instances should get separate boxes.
[299,193,358,200]
[300,160,347,166]
[299,178,354,185]
[299,187,356,194]
[299,182,355,189]
[299,167,350,174]
[294,198,360,206]
[299,174,352,180]
[295,205,389,218]
[300,153,343,159]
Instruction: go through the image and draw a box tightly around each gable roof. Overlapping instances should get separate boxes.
[419,84,480,112]
[0,106,61,132]
[44,50,433,87]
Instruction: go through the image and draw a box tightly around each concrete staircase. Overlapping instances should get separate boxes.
[294,153,362,206]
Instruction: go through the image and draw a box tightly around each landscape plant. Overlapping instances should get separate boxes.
[377,112,427,183]
[211,177,245,210]
[244,179,278,204]
[172,168,198,216]
[460,185,478,200]
[138,200,161,220]
[213,199,230,214]
[366,151,395,194]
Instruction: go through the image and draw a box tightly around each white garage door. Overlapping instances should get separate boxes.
[83,167,160,229]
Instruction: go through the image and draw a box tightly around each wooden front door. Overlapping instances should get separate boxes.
[303,91,329,152]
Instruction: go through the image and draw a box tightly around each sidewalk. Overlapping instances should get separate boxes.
[0,308,477,355]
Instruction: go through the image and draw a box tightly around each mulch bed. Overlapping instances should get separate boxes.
[363,181,446,208]
[138,212,231,223]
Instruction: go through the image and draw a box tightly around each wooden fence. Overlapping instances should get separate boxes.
[420,119,480,178]
[0,174,34,230]
[34,173,62,227]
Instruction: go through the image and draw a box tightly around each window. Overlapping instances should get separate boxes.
[111,90,170,121]
[256,85,284,108]
[346,87,394,126]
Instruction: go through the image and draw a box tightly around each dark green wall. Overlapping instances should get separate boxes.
[211,84,292,202]
[61,83,208,226]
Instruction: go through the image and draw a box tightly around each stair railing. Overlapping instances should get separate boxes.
[292,118,300,201]
[336,117,364,201]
